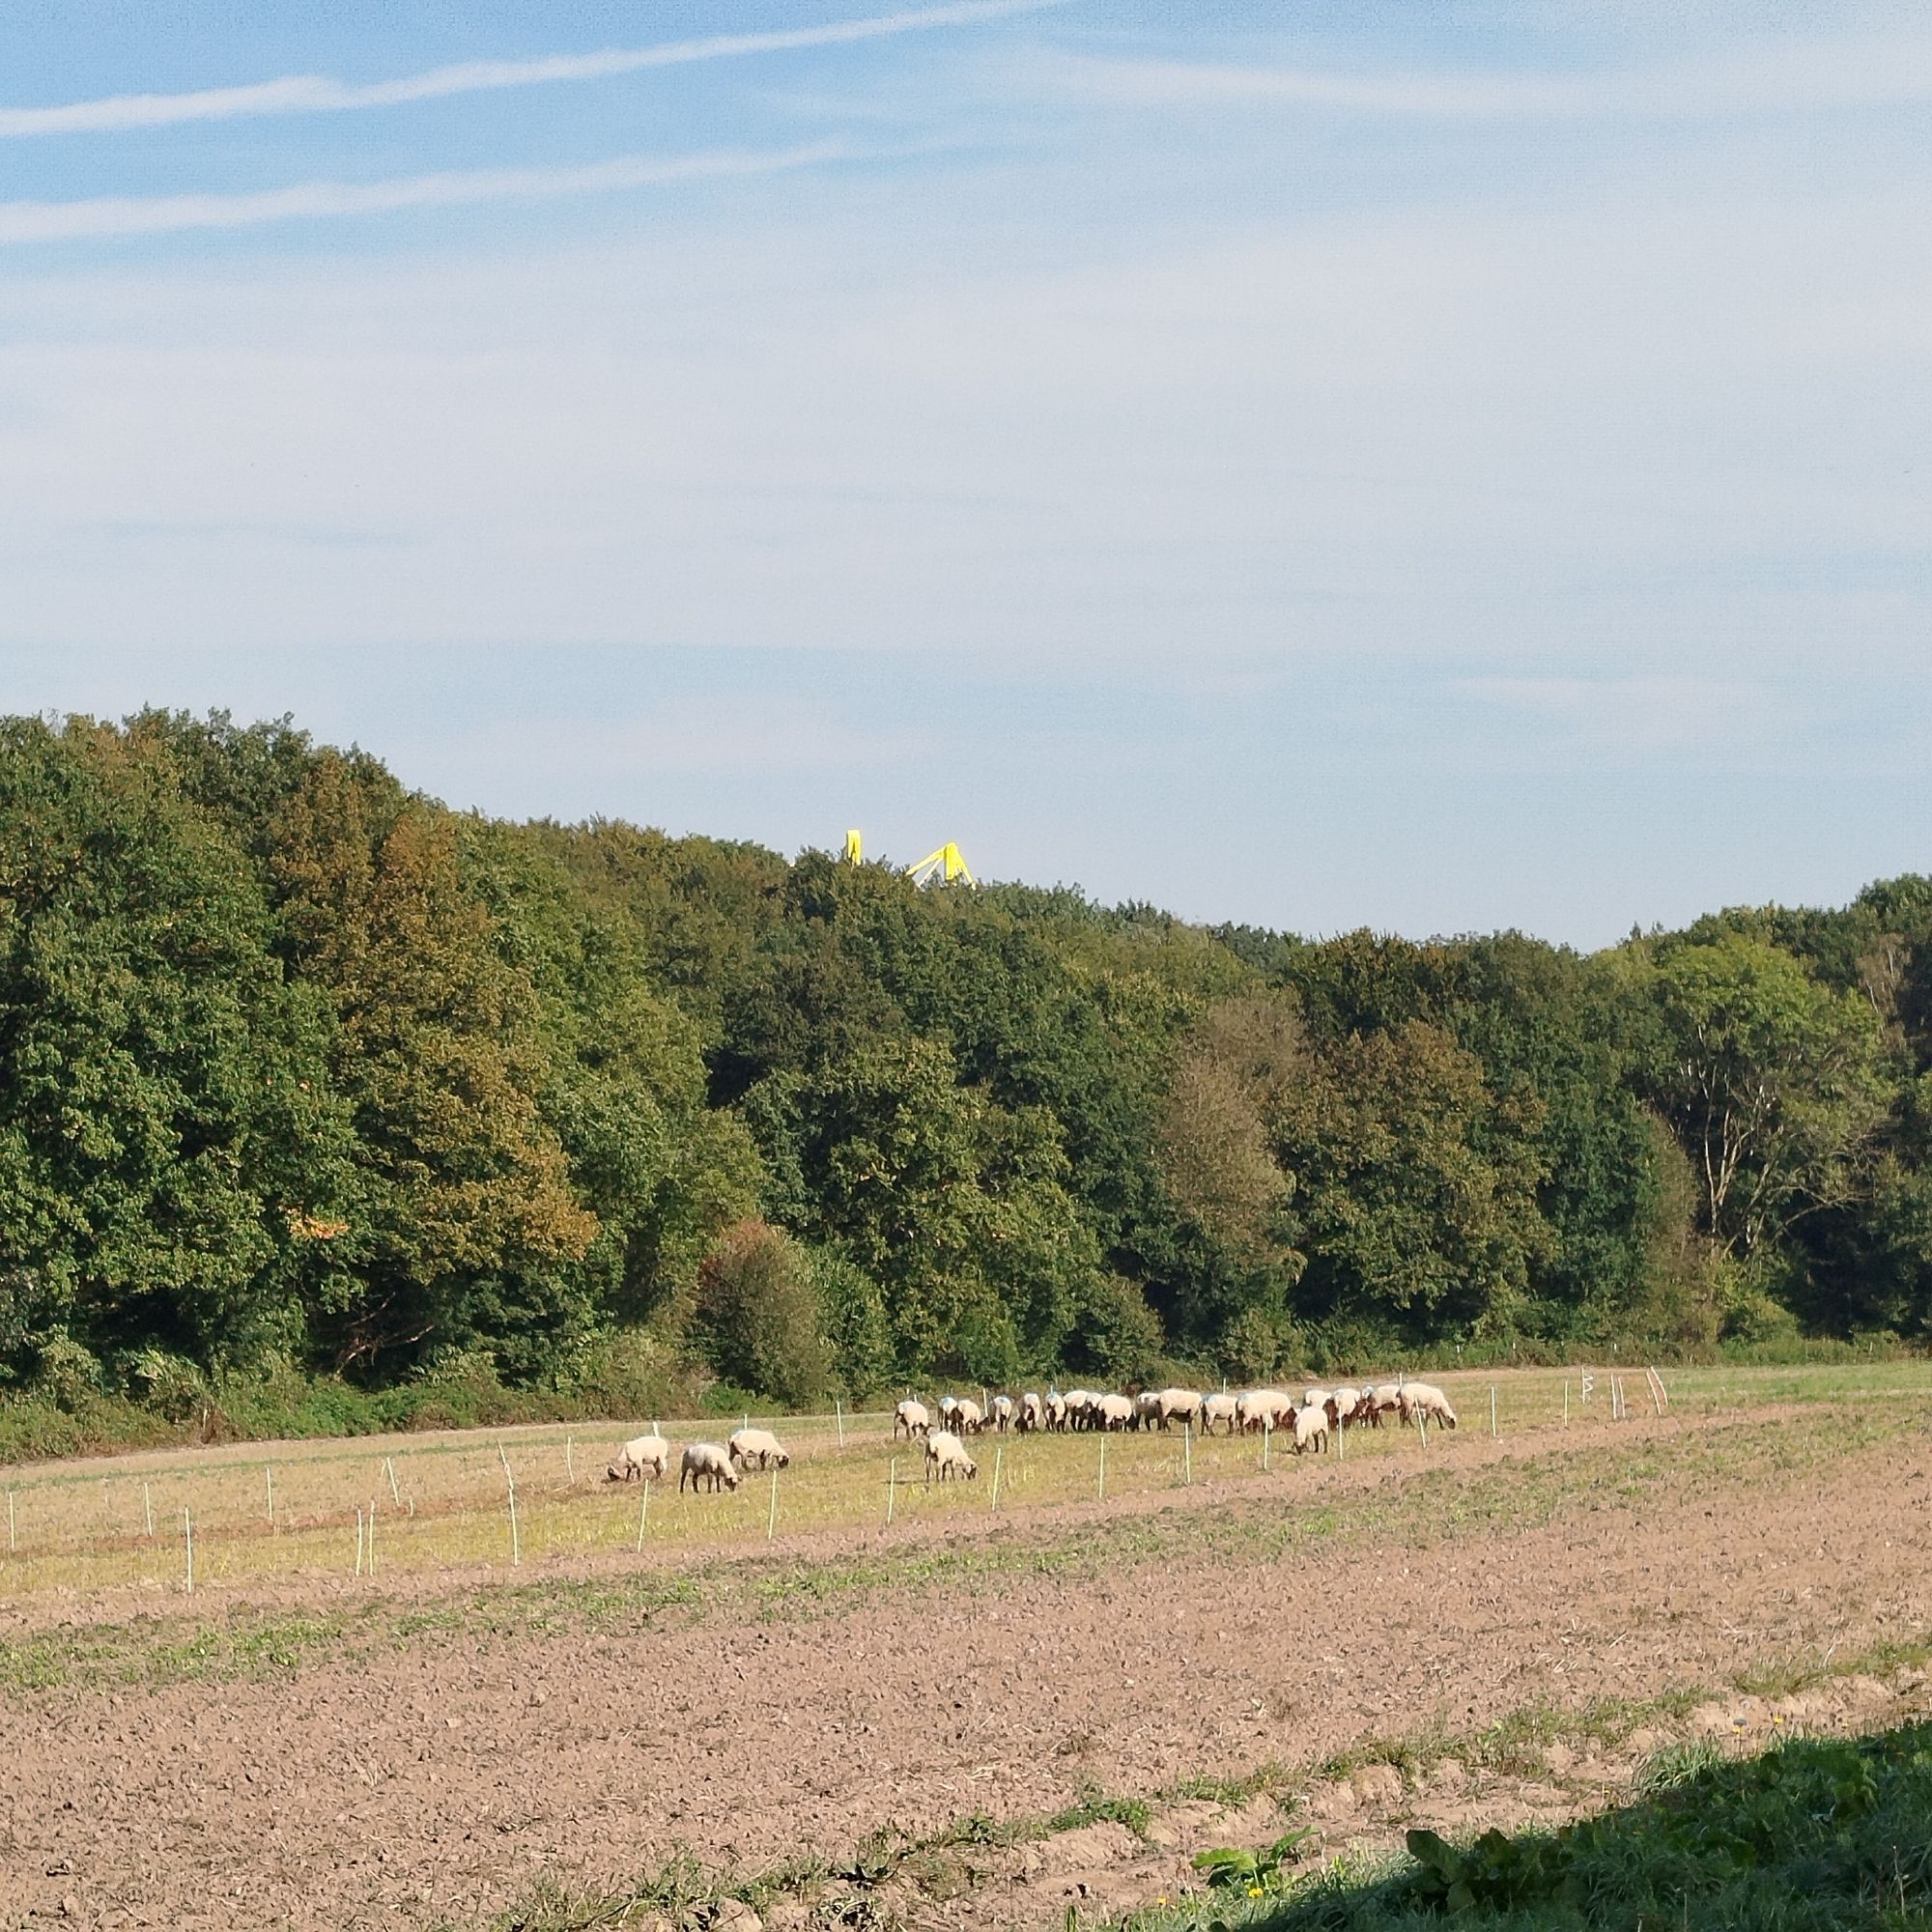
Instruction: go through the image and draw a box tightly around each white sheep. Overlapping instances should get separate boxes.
[605,1433,670,1483]
[952,1397,985,1435]
[1017,1391,1044,1433]
[1325,1385,1360,1432]
[938,1395,961,1432]
[1236,1388,1293,1435]
[728,1427,791,1472]
[1044,1391,1068,1432]
[894,1399,931,1440]
[1292,1403,1330,1456]
[1134,1391,1164,1431]
[1200,1391,1239,1435]
[991,1394,1015,1432]
[923,1429,979,1483]
[1094,1391,1135,1432]
[679,1442,740,1492]
[1061,1388,1095,1431]
[1363,1384,1403,1428]
[1150,1387,1204,1432]
[1400,1381,1458,1429]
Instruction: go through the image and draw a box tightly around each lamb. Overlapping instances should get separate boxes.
[679,1442,740,1492]
[923,1429,979,1483]
[1236,1388,1293,1435]
[728,1427,791,1472]
[1200,1391,1239,1435]
[952,1397,985,1435]
[1400,1381,1458,1429]
[894,1399,931,1440]
[605,1433,670,1483]
[991,1394,1014,1432]
[1292,1403,1330,1456]
[1017,1391,1044,1433]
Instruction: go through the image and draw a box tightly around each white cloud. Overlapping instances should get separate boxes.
[0,142,858,245]
[0,0,1057,139]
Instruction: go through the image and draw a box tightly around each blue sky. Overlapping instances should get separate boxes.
[2,2,1927,947]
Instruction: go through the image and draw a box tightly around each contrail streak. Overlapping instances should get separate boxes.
[0,141,857,244]
[0,0,1059,139]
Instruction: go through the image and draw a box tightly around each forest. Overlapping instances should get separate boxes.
[1,710,1927,1435]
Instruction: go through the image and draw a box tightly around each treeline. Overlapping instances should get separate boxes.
[0,711,1926,1432]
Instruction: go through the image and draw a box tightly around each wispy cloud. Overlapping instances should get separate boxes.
[1036,31,1932,121]
[0,0,1054,140]
[0,141,857,245]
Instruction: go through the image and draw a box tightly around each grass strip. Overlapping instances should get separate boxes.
[0,1404,1911,1697]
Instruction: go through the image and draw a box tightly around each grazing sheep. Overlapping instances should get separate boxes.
[894,1399,931,1440]
[1134,1391,1164,1432]
[1094,1391,1136,1432]
[728,1427,791,1472]
[923,1429,979,1483]
[1148,1387,1204,1432]
[938,1395,961,1433]
[1200,1391,1239,1435]
[1237,1388,1293,1435]
[1400,1381,1458,1429]
[680,1442,740,1493]
[1302,1387,1332,1416]
[1292,1403,1330,1456]
[1061,1389,1095,1431]
[1364,1385,1403,1428]
[1018,1391,1044,1433]
[952,1397,985,1435]
[1044,1391,1069,1432]
[605,1434,670,1483]
[1325,1385,1360,1432]
[991,1394,1014,1432]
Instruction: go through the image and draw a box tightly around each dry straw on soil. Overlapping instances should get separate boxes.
[0,1361,1924,1604]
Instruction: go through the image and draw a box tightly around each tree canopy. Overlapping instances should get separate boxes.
[0,709,1924,1406]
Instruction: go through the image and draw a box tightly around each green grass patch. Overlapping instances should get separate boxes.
[1146,1720,1932,1930]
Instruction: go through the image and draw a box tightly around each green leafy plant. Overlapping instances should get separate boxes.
[1191,1828,1319,1898]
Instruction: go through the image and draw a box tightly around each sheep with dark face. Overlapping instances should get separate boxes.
[923,1430,979,1483]
[680,1442,740,1492]
[894,1400,931,1440]
[1017,1391,1044,1433]
[992,1394,1015,1433]
[728,1427,791,1472]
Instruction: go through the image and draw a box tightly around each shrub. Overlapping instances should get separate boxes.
[693,1219,834,1408]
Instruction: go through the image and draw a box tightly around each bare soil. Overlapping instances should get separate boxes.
[3,1406,1927,1931]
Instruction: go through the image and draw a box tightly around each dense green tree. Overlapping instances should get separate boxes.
[1644,933,1889,1257]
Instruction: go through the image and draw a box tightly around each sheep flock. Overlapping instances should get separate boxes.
[606,1378,1458,1499]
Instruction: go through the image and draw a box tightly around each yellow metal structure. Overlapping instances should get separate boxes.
[906,840,977,887]
[843,829,863,864]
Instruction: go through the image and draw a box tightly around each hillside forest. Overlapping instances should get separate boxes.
[2,712,1928,1439]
